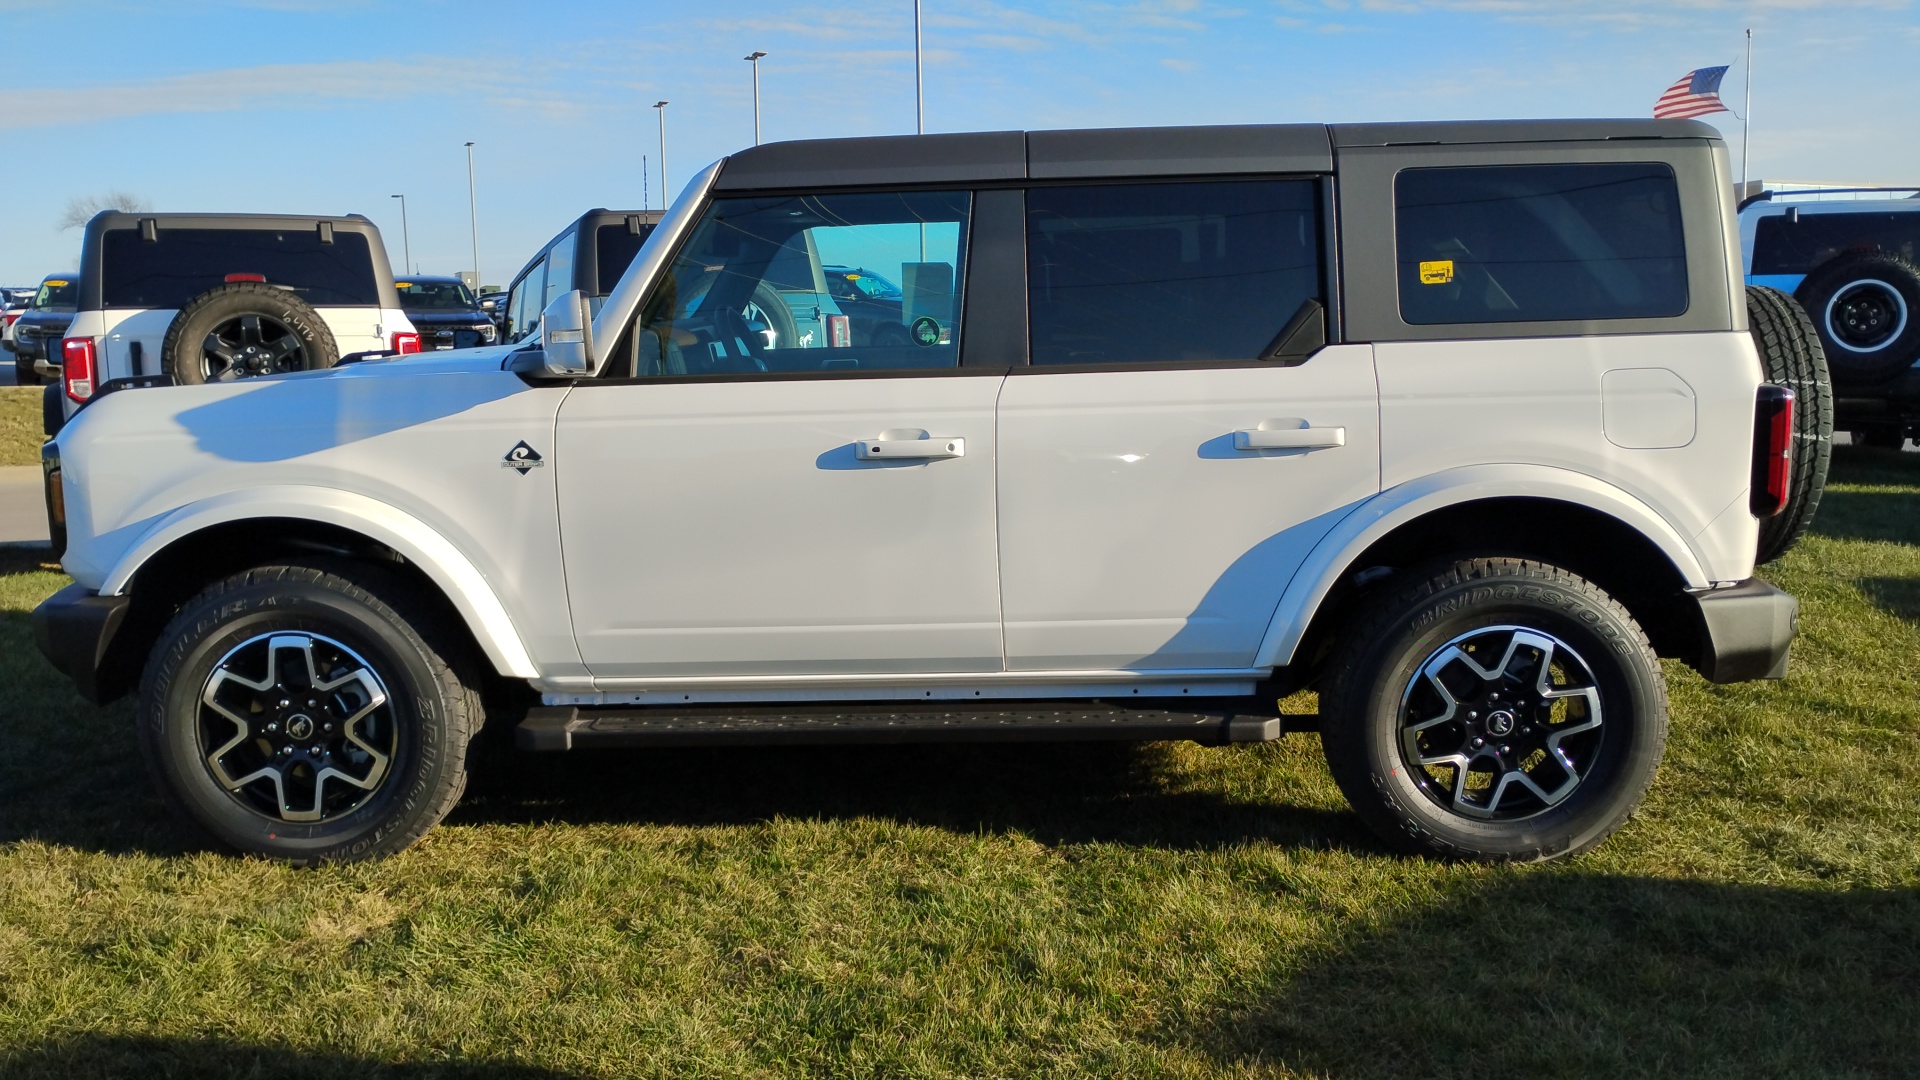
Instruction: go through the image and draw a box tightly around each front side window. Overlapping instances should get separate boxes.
[543,231,577,310]
[620,190,970,378]
[1026,180,1324,366]
[1395,163,1688,325]
[506,257,547,344]
[1751,210,1920,275]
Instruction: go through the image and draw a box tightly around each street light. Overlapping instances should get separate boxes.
[389,194,412,275]
[914,0,923,134]
[654,101,670,210]
[744,51,767,145]
[463,141,480,290]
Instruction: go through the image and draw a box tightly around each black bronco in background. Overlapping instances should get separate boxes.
[395,276,497,350]
[6,272,78,385]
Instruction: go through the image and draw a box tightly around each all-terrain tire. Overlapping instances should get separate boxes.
[136,562,481,864]
[42,382,65,439]
[1320,558,1668,863]
[1747,285,1832,564]
[1793,252,1920,388]
[13,353,42,386]
[161,282,339,385]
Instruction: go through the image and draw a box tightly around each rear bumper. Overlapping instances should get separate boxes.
[1686,579,1799,683]
[32,583,133,705]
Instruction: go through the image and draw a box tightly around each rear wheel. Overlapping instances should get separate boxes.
[1321,558,1668,862]
[137,563,480,864]
[13,353,42,386]
[1794,253,1920,388]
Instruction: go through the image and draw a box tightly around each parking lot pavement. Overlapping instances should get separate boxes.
[0,466,50,545]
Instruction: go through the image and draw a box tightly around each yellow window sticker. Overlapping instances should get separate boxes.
[395,282,413,289]
[45,279,69,287]
[1419,260,1454,285]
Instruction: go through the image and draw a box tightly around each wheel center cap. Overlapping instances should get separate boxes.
[1485,709,1517,737]
[285,714,315,740]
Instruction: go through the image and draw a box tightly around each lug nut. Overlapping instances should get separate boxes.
[265,721,279,733]
[1471,737,1485,748]
[1500,745,1512,755]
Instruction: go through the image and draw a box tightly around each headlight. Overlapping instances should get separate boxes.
[477,322,497,342]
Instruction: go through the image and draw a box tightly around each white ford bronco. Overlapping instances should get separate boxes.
[35,120,1819,865]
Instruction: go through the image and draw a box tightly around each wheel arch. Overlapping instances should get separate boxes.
[1256,466,1711,677]
[98,488,538,689]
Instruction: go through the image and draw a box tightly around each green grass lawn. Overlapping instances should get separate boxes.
[0,387,42,468]
[2,449,1916,1079]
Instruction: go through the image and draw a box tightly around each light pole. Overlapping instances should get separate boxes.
[463,141,480,289]
[389,194,412,275]
[745,51,766,145]
[654,101,669,209]
[914,0,923,135]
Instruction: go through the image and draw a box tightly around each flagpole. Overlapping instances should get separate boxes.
[1741,28,1753,192]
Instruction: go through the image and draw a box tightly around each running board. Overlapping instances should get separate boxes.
[516,700,1287,751]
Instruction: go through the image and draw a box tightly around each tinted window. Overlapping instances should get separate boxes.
[395,279,475,312]
[595,223,654,295]
[623,190,969,378]
[101,227,380,308]
[1395,163,1688,325]
[1026,180,1323,365]
[34,278,76,312]
[1752,211,1920,275]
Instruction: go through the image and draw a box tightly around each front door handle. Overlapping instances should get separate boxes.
[856,434,966,460]
[1232,423,1346,451]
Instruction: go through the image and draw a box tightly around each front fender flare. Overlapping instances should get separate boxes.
[1252,464,1711,669]
[99,485,538,678]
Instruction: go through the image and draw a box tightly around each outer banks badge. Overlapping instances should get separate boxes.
[502,441,545,475]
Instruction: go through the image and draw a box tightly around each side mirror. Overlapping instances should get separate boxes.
[539,289,595,375]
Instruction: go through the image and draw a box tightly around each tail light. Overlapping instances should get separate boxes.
[1751,385,1795,517]
[62,338,97,402]
[4,312,19,327]
[391,332,421,355]
[224,273,267,284]
[824,314,851,349]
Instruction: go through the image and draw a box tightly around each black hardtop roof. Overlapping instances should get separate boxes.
[714,119,1722,192]
[75,210,400,311]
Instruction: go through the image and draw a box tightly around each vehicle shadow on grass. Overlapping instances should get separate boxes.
[0,1036,584,1080]
[453,736,1373,855]
[1196,872,1920,1079]
[1857,576,1920,624]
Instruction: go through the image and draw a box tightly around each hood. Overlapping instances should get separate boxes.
[404,309,491,328]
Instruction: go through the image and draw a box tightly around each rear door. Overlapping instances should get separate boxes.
[995,179,1380,671]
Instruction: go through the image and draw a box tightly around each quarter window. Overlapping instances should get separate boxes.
[543,231,577,310]
[1395,163,1688,325]
[620,190,970,378]
[506,256,546,344]
[1026,180,1324,366]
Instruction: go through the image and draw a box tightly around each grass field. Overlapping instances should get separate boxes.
[0,387,41,468]
[2,449,1916,1079]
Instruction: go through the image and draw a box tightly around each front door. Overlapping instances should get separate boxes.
[557,189,1004,679]
[995,179,1381,671]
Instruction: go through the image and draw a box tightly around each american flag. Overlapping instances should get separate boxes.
[1654,66,1731,119]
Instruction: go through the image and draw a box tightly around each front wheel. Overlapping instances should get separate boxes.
[137,563,481,864]
[1321,558,1668,862]
[12,353,41,386]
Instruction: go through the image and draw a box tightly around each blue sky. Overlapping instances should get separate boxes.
[2,0,1916,286]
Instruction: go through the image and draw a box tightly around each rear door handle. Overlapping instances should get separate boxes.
[856,435,965,460]
[1233,424,1346,451]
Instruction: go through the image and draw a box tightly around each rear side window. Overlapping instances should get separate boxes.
[1751,211,1920,275]
[1027,180,1323,365]
[1395,163,1688,325]
[595,223,654,294]
[100,227,380,308]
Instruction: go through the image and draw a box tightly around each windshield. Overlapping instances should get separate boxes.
[395,280,476,312]
[33,278,77,312]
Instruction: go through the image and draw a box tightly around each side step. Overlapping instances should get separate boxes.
[516,700,1288,751]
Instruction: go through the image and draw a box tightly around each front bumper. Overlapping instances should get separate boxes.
[1686,579,1799,683]
[32,583,133,705]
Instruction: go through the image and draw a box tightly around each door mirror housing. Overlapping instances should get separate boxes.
[538,289,595,375]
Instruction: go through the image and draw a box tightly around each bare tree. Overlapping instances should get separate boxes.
[59,191,150,230]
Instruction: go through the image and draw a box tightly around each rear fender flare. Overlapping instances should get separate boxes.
[1253,464,1710,668]
[98,485,538,678]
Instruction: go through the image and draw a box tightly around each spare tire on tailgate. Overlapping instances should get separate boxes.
[1793,252,1920,388]
[1748,285,1832,565]
[160,282,339,385]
